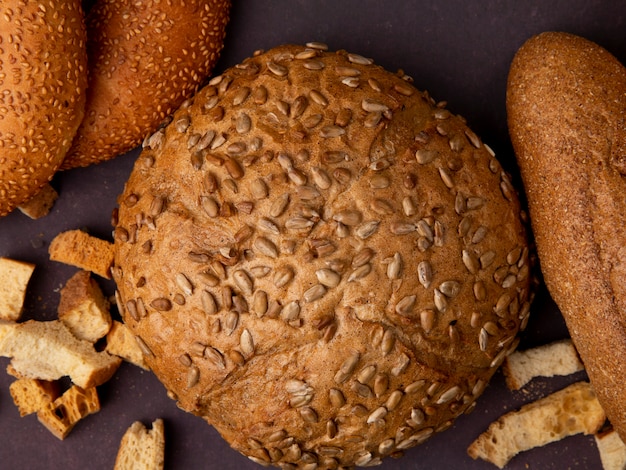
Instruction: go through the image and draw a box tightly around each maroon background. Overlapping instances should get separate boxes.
[1,1,624,469]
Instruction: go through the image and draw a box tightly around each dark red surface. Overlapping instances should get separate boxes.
[1,1,624,469]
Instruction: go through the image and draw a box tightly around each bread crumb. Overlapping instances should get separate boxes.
[49,229,114,279]
[0,257,36,321]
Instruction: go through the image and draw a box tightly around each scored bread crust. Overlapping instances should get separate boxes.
[0,0,87,216]
[61,0,231,170]
[507,32,626,441]
[113,44,531,468]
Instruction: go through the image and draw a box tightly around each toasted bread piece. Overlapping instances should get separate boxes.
[0,258,35,321]
[17,183,59,219]
[502,339,584,390]
[468,381,607,468]
[37,385,100,440]
[9,378,61,417]
[596,427,626,470]
[0,319,121,389]
[58,270,112,343]
[49,229,114,279]
[114,419,165,470]
[105,321,149,370]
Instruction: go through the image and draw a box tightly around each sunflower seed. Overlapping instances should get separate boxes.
[309,89,328,107]
[433,289,448,312]
[254,237,279,258]
[391,353,410,376]
[329,388,346,408]
[224,311,239,336]
[355,220,380,239]
[151,298,172,311]
[348,53,373,65]
[316,268,341,288]
[362,98,388,113]
[416,149,438,164]
[282,301,301,321]
[310,167,332,189]
[267,61,288,77]
[367,407,387,424]
[420,309,435,332]
[304,284,327,303]
[390,221,416,235]
[285,217,314,231]
[200,196,219,218]
[374,374,389,397]
[395,295,417,316]
[233,270,254,295]
[384,252,402,280]
[348,263,372,282]
[439,280,461,298]
[352,247,375,268]
[386,390,403,411]
[290,95,309,118]
[240,329,254,356]
[268,193,290,217]
[417,261,433,288]
[381,329,395,356]
[472,226,488,244]
[333,210,362,226]
[334,352,360,384]
[320,125,345,138]
[300,407,319,423]
[135,336,154,357]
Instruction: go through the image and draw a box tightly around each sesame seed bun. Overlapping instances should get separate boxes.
[113,44,531,468]
[60,0,231,170]
[0,1,87,216]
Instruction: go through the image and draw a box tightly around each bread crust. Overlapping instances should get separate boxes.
[507,32,626,440]
[0,1,87,215]
[61,0,231,169]
[114,44,530,467]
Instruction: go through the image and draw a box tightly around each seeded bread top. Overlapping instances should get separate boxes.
[113,44,530,468]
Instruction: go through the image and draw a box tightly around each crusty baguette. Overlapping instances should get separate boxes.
[502,339,584,390]
[17,183,59,220]
[61,0,231,169]
[105,321,150,371]
[37,385,100,440]
[507,31,626,441]
[467,381,606,468]
[595,428,626,470]
[9,378,61,417]
[49,229,114,279]
[114,419,165,470]
[0,257,35,321]
[0,0,87,216]
[0,319,121,389]
[58,270,112,343]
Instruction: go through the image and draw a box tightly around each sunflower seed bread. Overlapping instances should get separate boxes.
[507,32,626,442]
[112,44,531,468]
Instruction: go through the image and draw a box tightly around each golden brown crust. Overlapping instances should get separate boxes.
[61,0,231,169]
[114,44,530,468]
[507,32,626,440]
[0,0,87,216]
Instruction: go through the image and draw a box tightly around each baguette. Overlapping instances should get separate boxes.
[507,31,626,441]
[468,381,606,468]
[0,319,121,389]
[114,419,165,470]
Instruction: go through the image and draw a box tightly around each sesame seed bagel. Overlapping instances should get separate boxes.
[60,0,231,170]
[113,44,531,468]
[0,0,87,216]
[507,32,626,442]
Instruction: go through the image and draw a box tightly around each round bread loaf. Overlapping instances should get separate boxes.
[0,1,87,216]
[113,44,531,468]
[507,32,626,441]
[60,0,231,170]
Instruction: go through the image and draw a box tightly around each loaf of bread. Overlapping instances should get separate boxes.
[61,0,231,169]
[507,32,626,441]
[468,381,606,468]
[113,44,531,467]
[0,0,87,216]
[58,270,112,343]
[49,229,115,279]
[114,419,165,470]
[502,339,584,390]
[0,257,35,321]
[37,385,101,440]
[0,319,121,389]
